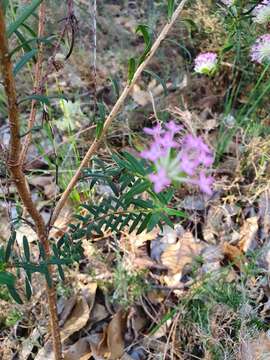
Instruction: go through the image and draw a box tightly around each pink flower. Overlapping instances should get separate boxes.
[221,0,234,6]
[149,167,171,193]
[143,123,164,139]
[196,172,214,195]
[250,34,270,64]
[194,52,218,75]
[140,121,214,195]
[253,1,270,24]
[165,120,182,134]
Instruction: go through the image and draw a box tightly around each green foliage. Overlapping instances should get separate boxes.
[0,233,83,303]
[71,151,185,240]
[5,308,22,328]
[7,0,43,37]
[167,0,175,21]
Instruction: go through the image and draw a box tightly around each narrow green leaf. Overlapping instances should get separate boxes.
[137,213,152,234]
[7,285,23,304]
[143,69,168,96]
[23,236,30,262]
[128,58,136,83]
[136,24,151,47]
[160,213,174,228]
[38,242,46,260]
[96,121,104,139]
[13,49,37,75]
[164,207,186,218]
[125,180,149,202]
[2,0,9,14]
[10,35,55,57]
[25,276,32,300]
[97,101,106,121]
[168,0,175,20]
[19,93,68,105]
[14,30,33,54]
[109,75,120,98]
[129,213,143,233]
[5,232,16,262]
[122,151,146,175]
[0,271,16,286]
[147,213,161,231]
[136,24,152,64]
[57,264,65,281]
[7,0,43,37]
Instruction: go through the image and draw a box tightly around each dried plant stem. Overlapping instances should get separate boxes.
[50,0,188,226]
[19,1,46,165]
[0,6,62,360]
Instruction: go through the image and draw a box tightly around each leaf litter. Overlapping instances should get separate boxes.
[3,1,270,359]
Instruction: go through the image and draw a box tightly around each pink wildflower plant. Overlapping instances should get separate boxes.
[250,34,270,64]
[220,0,234,6]
[194,52,218,75]
[252,0,270,24]
[140,121,214,195]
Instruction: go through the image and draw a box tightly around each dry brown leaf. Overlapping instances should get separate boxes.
[238,217,258,252]
[89,303,109,324]
[50,205,73,238]
[222,242,244,269]
[131,84,150,106]
[61,296,90,342]
[89,310,126,360]
[63,338,92,360]
[161,231,202,277]
[80,282,97,311]
[29,175,57,199]
[240,332,270,359]
[259,189,270,238]
[35,340,54,360]
[106,310,126,360]
[58,296,77,326]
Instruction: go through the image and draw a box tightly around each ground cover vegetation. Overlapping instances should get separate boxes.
[1,0,270,359]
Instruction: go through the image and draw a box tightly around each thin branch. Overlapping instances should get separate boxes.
[0,6,62,360]
[19,1,46,165]
[50,0,189,226]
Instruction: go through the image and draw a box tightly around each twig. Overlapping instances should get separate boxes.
[0,6,62,360]
[19,1,46,165]
[89,0,97,115]
[50,0,189,226]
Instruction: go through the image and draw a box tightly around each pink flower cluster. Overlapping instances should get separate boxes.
[252,0,270,24]
[194,52,218,75]
[250,34,270,64]
[221,0,234,6]
[140,121,214,195]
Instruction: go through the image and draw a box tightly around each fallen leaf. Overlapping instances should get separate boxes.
[259,189,270,239]
[58,296,77,327]
[29,175,57,199]
[161,231,202,277]
[201,245,223,274]
[63,338,92,360]
[222,242,244,269]
[35,340,54,360]
[61,296,90,342]
[240,332,270,359]
[106,310,126,360]
[238,217,258,252]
